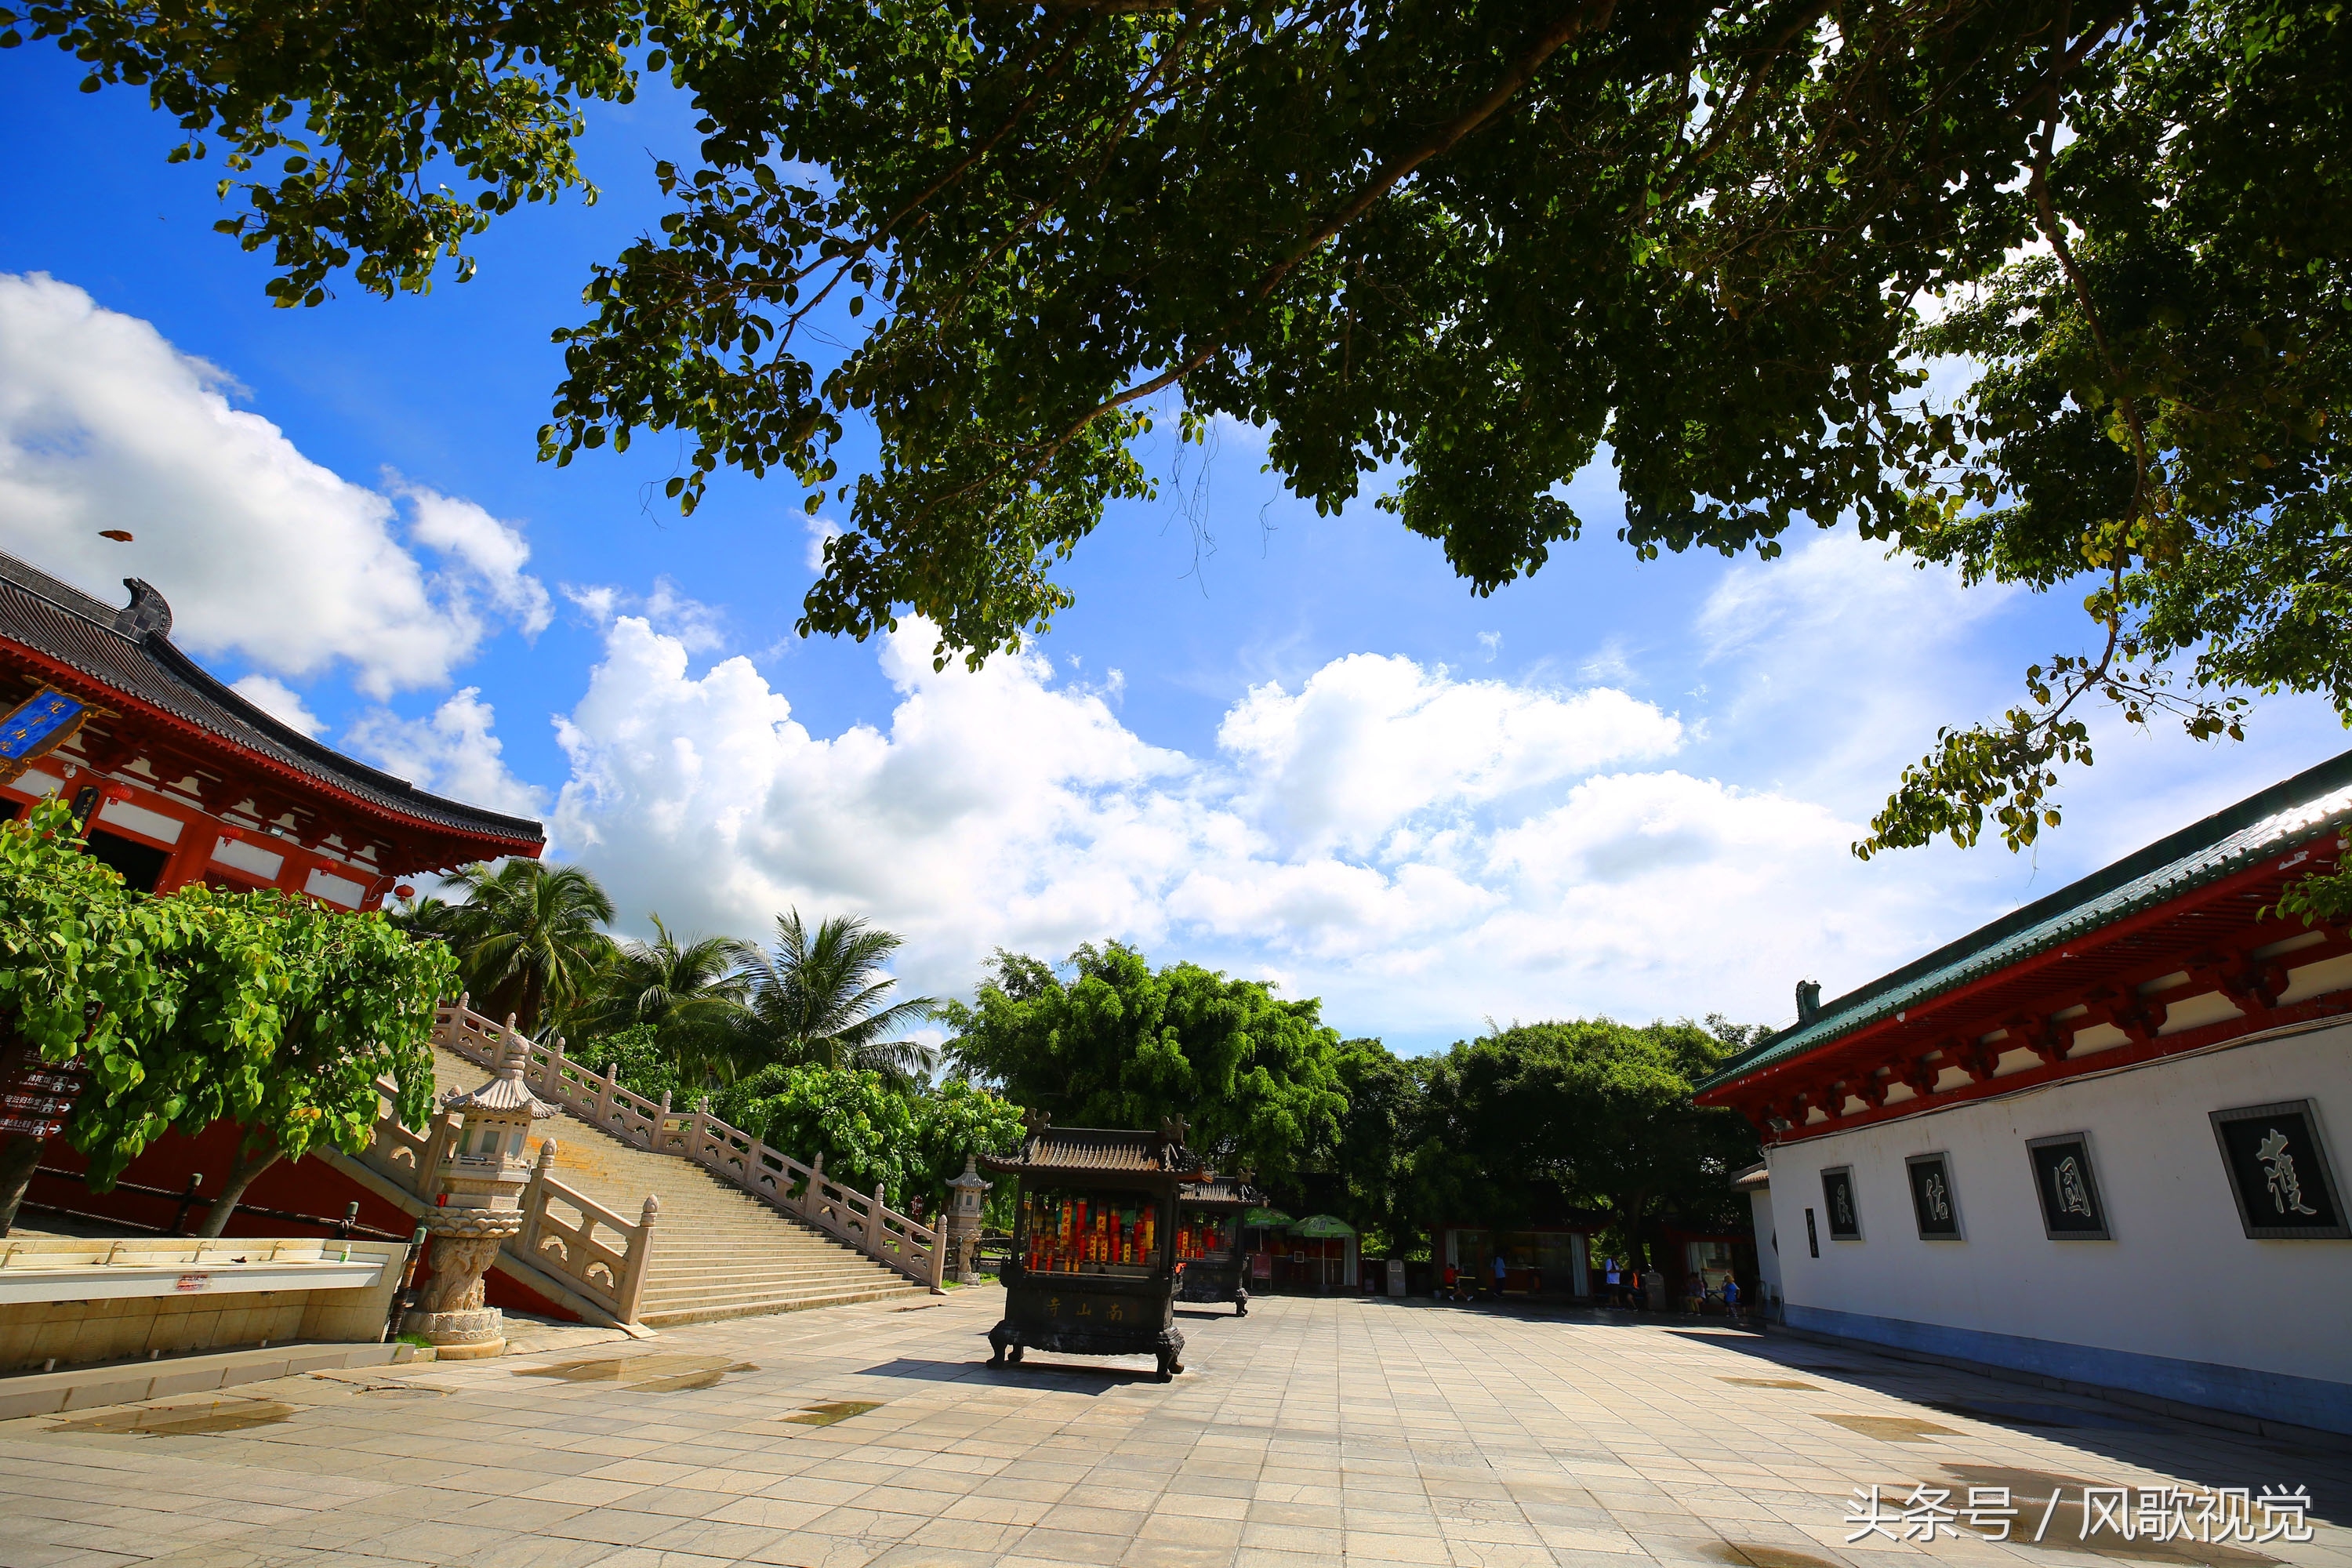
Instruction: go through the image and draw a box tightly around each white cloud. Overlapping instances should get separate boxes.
[394,478,553,637]
[229,674,324,739]
[564,575,724,653]
[544,609,1958,1044]
[1218,654,1682,855]
[345,688,546,818]
[0,273,548,696]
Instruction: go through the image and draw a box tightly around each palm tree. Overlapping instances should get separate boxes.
[734,910,940,1087]
[438,860,619,1036]
[579,916,757,1084]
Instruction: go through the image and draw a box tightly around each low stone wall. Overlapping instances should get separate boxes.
[0,1237,408,1373]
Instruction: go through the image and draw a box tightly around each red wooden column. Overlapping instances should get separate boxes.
[154,823,220,894]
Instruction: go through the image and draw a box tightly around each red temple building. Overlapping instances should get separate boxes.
[0,551,543,899]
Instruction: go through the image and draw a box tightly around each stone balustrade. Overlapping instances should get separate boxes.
[429,999,946,1292]
[357,1084,658,1326]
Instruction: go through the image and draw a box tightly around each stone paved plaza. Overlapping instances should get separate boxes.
[1,1287,2343,1568]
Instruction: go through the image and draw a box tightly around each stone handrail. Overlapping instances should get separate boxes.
[357,1082,658,1325]
[432,999,944,1290]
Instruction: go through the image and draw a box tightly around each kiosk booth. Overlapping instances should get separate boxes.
[1174,1174,1260,1316]
[983,1115,1205,1381]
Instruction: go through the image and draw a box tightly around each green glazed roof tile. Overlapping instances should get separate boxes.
[1695,747,2352,1097]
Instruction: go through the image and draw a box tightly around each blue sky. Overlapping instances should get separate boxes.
[5,49,2346,1053]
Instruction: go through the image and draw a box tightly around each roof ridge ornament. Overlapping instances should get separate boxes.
[113,578,172,641]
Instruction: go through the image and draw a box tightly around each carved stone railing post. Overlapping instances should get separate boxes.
[618,1194,661,1323]
[871,1181,888,1256]
[596,1063,616,1127]
[419,1112,456,1194]
[519,1139,556,1256]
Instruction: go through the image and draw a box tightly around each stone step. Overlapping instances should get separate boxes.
[641,1278,925,1308]
[427,1043,932,1326]
[638,1287,925,1327]
[644,1271,903,1294]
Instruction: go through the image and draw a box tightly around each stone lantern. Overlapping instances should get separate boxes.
[401,1020,554,1359]
[945,1155,992,1283]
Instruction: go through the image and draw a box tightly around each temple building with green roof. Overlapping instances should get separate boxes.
[1696,750,2352,1439]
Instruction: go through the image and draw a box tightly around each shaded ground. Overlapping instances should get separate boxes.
[0,1288,2342,1568]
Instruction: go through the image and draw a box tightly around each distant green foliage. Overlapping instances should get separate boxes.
[1418,1019,1759,1260]
[713,1063,1027,1214]
[908,1078,1024,1210]
[1326,1036,1426,1247]
[715,1063,920,1204]
[567,917,752,1090]
[577,1022,681,1108]
[942,943,1345,1186]
[0,799,448,1192]
[429,860,616,1036]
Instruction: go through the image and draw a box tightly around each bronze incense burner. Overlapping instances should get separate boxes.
[982,1115,1203,1381]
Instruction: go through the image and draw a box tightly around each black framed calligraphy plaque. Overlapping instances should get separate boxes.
[2210,1100,2349,1240]
[2026,1132,2111,1240]
[1904,1152,1964,1240]
[1820,1166,1862,1241]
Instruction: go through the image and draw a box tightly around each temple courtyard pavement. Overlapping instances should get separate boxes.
[1,1287,2343,1568]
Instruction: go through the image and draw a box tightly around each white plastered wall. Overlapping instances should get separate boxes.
[1747,1186,1784,1312]
[1764,1017,2351,1388]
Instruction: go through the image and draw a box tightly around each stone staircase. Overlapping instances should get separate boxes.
[426,1045,927,1326]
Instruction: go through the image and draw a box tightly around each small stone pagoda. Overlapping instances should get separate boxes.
[981,1114,1205,1381]
[1174,1173,1262,1316]
[401,1023,555,1359]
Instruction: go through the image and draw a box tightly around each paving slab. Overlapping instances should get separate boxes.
[0,1288,2342,1568]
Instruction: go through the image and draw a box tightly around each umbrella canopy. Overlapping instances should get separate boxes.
[1290,1214,1356,1238]
[1241,1207,1294,1227]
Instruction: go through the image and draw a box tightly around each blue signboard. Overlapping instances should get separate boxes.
[0,688,88,785]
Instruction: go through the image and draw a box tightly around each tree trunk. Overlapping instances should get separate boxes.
[519,969,544,1039]
[0,1133,44,1237]
[195,1142,282,1238]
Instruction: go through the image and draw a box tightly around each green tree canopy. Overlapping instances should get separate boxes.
[908,1078,1025,1217]
[942,943,1345,1185]
[0,800,450,1235]
[734,909,939,1086]
[1418,1018,1758,1264]
[715,1062,920,1204]
[14,0,2347,850]
[1323,1036,1426,1249]
[570,916,756,1087]
[431,859,619,1036]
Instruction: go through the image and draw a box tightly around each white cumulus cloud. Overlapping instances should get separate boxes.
[345,689,546,818]
[0,272,549,696]
[543,601,1955,1044]
[1219,653,1683,855]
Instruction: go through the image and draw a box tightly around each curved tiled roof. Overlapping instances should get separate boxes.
[0,551,543,851]
[1178,1178,1261,1208]
[1695,745,2352,1097]
[980,1126,1205,1180]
